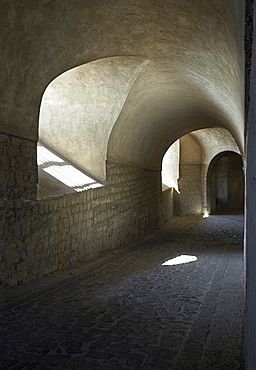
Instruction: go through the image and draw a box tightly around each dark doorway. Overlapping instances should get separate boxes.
[207,151,244,214]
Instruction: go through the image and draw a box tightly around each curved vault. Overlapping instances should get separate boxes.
[38,0,244,182]
[161,127,240,192]
[191,128,241,165]
[107,60,244,172]
[39,57,148,182]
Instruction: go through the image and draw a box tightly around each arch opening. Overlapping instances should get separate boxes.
[207,151,244,215]
[37,56,148,198]
[162,128,242,217]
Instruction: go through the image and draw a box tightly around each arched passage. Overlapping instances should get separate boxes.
[0,0,245,147]
[0,0,246,288]
[0,0,252,366]
[207,151,244,214]
[107,64,244,171]
[161,128,241,216]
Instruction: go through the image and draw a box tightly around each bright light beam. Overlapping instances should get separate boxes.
[37,145,65,165]
[37,144,103,191]
[161,172,180,193]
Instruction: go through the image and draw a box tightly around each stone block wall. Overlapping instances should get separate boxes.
[0,133,37,200]
[173,134,203,216]
[174,164,202,215]
[0,141,173,285]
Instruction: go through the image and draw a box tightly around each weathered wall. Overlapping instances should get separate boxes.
[245,2,256,366]
[192,128,242,214]
[0,133,37,200]
[228,153,244,209]
[163,128,242,216]
[0,1,245,173]
[174,134,202,215]
[39,57,148,182]
[215,157,229,210]
[192,128,241,164]
[0,138,173,286]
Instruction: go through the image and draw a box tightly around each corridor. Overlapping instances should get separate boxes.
[0,214,244,369]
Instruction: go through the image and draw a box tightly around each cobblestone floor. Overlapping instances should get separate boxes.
[0,214,244,369]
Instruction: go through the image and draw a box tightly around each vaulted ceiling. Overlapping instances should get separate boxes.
[1,0,245,180]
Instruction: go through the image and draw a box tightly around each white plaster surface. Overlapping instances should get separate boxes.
[39,57,148,181]
[0,0,245,175]
[191,128,241,165]
[162,140,180,191]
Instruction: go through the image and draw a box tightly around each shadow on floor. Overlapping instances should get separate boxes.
[0,215,244,369]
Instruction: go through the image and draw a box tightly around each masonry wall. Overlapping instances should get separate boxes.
[0,134,173,286]
[174,164,202,215]
[0,133,37,200]
[173,134,203,216]
[228,153,244,210]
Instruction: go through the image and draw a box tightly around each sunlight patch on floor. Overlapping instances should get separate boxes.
[162,255,197,266]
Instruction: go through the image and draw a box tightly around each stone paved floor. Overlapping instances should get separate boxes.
[0,214,244,369]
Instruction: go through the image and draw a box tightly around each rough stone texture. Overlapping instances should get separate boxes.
[0,214,244,369]
[173,134,203,216]
[0,158,173,286]
[0,1,245,166]
[175,164,202,215]
[39,57,148,182]
[164,130,243,217]
[245,2,256,368]
[228,154,244,209]
[191,128,241,164]
[0,133,37,200]
[245,0,254,134]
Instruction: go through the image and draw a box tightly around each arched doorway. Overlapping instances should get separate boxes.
[207,151,244,214]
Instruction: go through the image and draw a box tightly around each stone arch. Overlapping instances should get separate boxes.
[162,127,241,216]
[207,151,244,214]
[39,57,148,182]
[107,61,244,172]
[1,1,244,157]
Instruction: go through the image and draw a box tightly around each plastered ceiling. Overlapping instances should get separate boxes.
[1,0,245,180]
[191,128,241,165]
